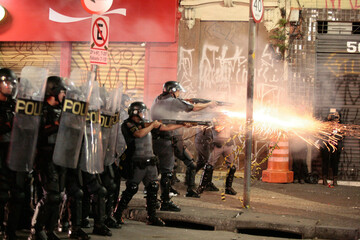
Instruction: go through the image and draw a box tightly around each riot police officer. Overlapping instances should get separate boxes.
[197,113,237,195]
[30,76,67,240]
[113,102,182,226]
[194,127,219,192]
[113,93,130,203]
[99,85,122,229]
[0,68,18,239]
[151,81,215,211]
[79,81,112,237]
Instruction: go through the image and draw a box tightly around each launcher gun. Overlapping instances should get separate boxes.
[160,119,212,127]
[185,98,233,106]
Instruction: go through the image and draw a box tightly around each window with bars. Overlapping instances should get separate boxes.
[318,21,360,34]
[317,21,328,34]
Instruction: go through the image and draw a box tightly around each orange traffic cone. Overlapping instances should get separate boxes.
[262,138,293,183]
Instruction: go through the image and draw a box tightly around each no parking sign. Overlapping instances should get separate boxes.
[90,15,110,65]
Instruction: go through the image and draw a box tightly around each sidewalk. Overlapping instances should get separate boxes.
[121,173,360,239]
[14,172,360,239]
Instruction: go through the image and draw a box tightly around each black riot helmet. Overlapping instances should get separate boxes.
[162,81,186,94]
[128,101,148,121]
[45,76,66,102]
[0,68,18,98]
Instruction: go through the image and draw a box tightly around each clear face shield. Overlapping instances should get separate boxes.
[0,79,18,98]
[174,84,186,98]
[133,107,151,122]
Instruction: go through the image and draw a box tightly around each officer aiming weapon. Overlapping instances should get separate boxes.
[184,98,234,107]
[160,119,212,127]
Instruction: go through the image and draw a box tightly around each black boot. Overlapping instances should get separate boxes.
[29,230,48,240]
[81,218,91,229]
[92,223,112,237]
[91,187,112,236]
[169,186,180,196]
[104,185,120,229]
[32,193,61,240]
[146,181,165,226]
[113,182,138,225]
[103,173,120,229]
[185,165,200,198]
[206,182,219,191]
[47,231,61,240]
[197,164,213,194]
[68,188,84,232]
[69,226,90,240]
[104,216,120,229]
[225,166,237,195]
[160,173,181,212]
[205,169,219,191]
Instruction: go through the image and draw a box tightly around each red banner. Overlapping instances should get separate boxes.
[0,0,178,42]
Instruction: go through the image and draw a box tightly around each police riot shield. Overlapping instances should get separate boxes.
[115,107,129,165]
[53,69,93,169]
[79,81,104,174]
[7,66,48,172]
[99,86,112,164]
[103,82,123,166]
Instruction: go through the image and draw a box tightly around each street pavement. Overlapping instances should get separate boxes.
[15,172,360,239]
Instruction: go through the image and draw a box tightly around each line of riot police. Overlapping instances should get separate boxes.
[0,66,239,240]
[0,67,125,240]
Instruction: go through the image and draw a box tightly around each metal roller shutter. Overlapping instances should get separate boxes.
[0,42,61,77]
[315,34,360,181]
[71,42,146,101]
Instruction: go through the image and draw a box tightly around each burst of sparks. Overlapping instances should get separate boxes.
[220,106,352,151]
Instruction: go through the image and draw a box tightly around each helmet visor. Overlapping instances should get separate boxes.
[176,83,186,93]
[1,79,18,98]
[133,107,151,121]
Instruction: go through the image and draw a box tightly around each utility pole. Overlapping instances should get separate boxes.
[243,0,263,208]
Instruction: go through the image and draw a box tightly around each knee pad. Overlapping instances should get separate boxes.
[146,181,159,193]
[160,172,172,187]
[205,164,214,171]
[125,182,138,195]
[97,186,108,198]
[73,189,84,200]
[164,172,173,179]
[109,182,117,193]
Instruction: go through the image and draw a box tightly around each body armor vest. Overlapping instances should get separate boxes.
[132,132,155,161]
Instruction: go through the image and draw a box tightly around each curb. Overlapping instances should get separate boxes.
[122,206,360,240]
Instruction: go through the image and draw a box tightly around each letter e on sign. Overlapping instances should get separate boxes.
[90,15,110,65]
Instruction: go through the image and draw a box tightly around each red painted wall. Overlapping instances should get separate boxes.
[144,42,179,107]
[0,0,177,42]
[0,0,180,105]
